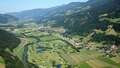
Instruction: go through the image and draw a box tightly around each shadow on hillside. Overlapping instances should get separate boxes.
[0,29,38,68]
[0,50,25,68]
[0,29,21,51]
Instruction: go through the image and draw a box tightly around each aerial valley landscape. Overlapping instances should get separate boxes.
[0,0,120,68]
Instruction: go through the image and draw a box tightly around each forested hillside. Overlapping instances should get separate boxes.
[64,0,120,33]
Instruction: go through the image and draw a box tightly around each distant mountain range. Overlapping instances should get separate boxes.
[8,2,84,20]
[0,14,18,24]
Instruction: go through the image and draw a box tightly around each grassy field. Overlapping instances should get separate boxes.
[0,56,5,68]
[13,38,28,60]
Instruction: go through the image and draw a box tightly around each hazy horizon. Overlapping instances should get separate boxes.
[0,0,88,13]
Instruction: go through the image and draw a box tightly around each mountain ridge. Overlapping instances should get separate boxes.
[0,14,18,24]
[8,2,85,20]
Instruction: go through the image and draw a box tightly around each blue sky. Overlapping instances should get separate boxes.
[0,0,88,13]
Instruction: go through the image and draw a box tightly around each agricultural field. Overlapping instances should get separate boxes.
[12,27,120,68]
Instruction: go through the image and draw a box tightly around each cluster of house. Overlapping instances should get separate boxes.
[38,25,65,33]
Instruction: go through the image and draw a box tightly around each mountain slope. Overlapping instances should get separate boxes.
[0,14,18,24]
[64,0,120,34]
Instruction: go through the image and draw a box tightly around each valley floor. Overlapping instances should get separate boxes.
[0,24,120,68]
[12,27,120,68]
